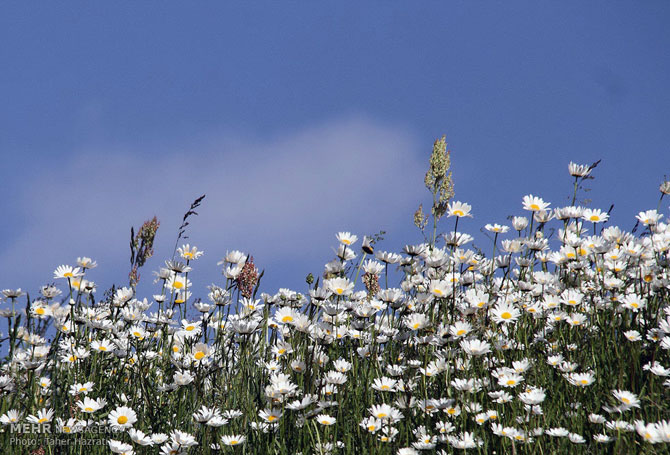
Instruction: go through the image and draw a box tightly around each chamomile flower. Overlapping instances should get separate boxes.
[108,406,137,429]
[360,417,382,433]
[637,210,662,226]
[369,404,403,422]
[460,339,491,356]
[621,294,646,312]
[0,409,21,425]
[27,408,54,424]
[316,414,336,425]
[498,373,524,388]
[91,339,116,353]
[449,321,472,338]
[447,201,473,218]
[76,397,106,413]
[583,208,609,223]
[167,274,191,292]
[170,430,198,448]
[129,429,154,446]
[491,302,521,324]
[191,343,211,362]
[221,434,246,446]
[336,232,358,246]
[54,265,83,280]
[259,408,282,423]
[108,440,134,455]
[519,387,546,405]
[326,277,354,296]
[613,390,640,409]
[485,223,509,234]
[569,161,592,177]
[523,195,550,212]
[428,280,450,298]
[404,313,429,331]
[372,377,397,392]
[177,244,204,261]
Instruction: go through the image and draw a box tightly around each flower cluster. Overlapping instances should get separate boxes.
[1,161,670,454]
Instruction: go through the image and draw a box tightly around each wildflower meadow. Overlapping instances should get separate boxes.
[2,138,670,455]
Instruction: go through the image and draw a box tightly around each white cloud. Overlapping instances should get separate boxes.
[2,115,426,294]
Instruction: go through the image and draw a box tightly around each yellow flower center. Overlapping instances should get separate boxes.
[433,289,443,296]
[590,215,599,221]
[335,288,344,295]
[267,415,277,422]
[38,418,48,423]
[64,272,73,278]
[341,239,351,245]
[99,346,107,351]
[530,204,540,210]
[117,416,128,425]
[454,210,464,217]
[456,329,466,336]
[501,312,512,320]
[63,427,71,433]
[580,379,589,385]
[377,413,388,418]
[85,407,94,412]
[281,316,293,323]
[194,351,205,360]
[185,326,195,331]
[36,308,45,315]
[173,281,184,289]
[621,397,630,404]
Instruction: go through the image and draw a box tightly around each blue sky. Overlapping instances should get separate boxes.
[1,2,669,299]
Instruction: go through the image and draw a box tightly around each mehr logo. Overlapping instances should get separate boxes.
[10,423,52,434]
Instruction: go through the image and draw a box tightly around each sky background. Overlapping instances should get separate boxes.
[1,2,669,301]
